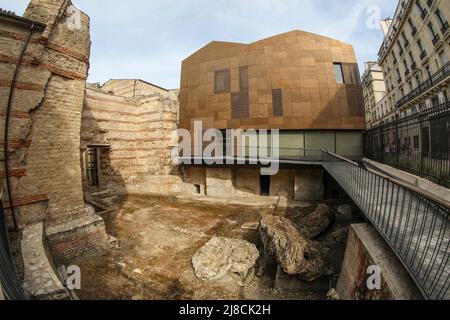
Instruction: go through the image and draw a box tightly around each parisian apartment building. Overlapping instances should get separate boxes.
[361,61,389,128]
[363,0,450,124]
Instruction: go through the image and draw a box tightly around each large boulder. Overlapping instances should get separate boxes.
[259,215,326,282]
[299,204,334,239]
[337,204,362,220]
[192,237,259,282]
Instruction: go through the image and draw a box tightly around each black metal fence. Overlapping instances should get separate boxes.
[322,150,450,300]
[364,101,450,188]
[0,192,26,300]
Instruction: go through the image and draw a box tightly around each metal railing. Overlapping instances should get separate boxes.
[178,145,325,163]
[0,192,26,300]
[322,150,450,300]
[364,101,450,188]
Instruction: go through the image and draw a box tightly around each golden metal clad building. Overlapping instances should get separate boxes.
[179,30,366,156]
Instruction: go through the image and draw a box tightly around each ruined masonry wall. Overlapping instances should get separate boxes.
[0,0,91,227]
[81,87,179,195]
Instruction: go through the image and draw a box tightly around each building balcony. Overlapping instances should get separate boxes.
[421,9,427,20]
[420,50,427,61]
[432,35,441,46]
[441,21,449,34]
[396,61,450,108]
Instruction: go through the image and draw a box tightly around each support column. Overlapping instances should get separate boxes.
[294,167,324,201]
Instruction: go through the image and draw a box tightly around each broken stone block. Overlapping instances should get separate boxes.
[259,215,326,282]
[332,226,350,244]
[192,237,259,282]
[299,204,334,239]
[107,235,120,249]
[327,288,341,300]
[274,265,329,292]
[337,204,362,220]
[337,204,353,219]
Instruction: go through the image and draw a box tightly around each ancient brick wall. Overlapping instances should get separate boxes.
[0,0,91,227]
[101,79,176,99]
[81,86,179,195]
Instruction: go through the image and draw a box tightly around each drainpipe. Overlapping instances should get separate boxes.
[3,23,35,231]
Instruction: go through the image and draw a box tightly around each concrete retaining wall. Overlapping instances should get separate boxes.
[337,224,422,300]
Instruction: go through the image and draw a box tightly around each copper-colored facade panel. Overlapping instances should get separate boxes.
[179,30,366,131]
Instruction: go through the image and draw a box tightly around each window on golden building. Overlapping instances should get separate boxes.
[272,89,283,116]
[214,69,231,93]
[333,63,344,84]
[239,67,249,92]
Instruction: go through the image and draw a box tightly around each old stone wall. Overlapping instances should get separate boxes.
[45,213,108,265]
[0,1,111,271]
[101,79,177,99]
[336,224,422,300]
[81,85,179,195]
[180,166,323,201]
[0,0,91,227]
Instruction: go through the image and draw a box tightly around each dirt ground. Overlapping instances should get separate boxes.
[74,194,354,300]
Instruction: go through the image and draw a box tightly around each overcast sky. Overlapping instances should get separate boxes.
[0,0,397,89]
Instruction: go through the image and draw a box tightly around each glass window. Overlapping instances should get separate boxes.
[214,69,230,94]
[333,63,344,84]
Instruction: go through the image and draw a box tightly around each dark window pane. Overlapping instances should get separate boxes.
[214,69,230,93]
[272,89,283,117]
[342,63,361,85]
[346,86,365,117]
[231,92,249,119]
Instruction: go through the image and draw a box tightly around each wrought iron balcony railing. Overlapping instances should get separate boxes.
[441,21,449,34]
[420,50,427,61]
[396,61,450,108]
[432,35,441,46]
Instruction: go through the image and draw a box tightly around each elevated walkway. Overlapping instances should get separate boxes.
[322,151,449,300]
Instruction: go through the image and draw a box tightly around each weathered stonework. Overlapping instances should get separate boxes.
[294,167,324,201]
[21,222,69,299]
[45,210,108,265]
[336,224,422,300]
[81,83,179,196]
[1,0,90,227]
[180,166,324,201]
[0,1,109,272]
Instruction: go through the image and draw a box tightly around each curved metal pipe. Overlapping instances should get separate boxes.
[3,23,35,231]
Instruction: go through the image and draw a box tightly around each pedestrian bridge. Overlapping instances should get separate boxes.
[322,151,449,300]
